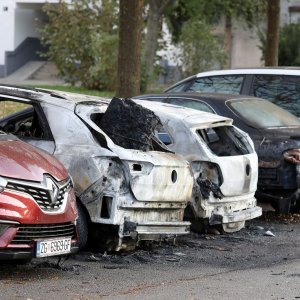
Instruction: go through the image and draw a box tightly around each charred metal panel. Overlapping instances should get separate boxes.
[99,98,164,151]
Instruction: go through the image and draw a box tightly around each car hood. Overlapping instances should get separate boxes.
[0,140,68,182]
[261,127,300,139]
[251,127,300,160]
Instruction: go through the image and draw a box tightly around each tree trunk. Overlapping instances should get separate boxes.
[143,0,173,91]
[116,0,144,97]
[265,0,280,66]
[224,15,232,68]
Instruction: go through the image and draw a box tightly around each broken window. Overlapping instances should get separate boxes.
[197,126,253,156]
[0,100,45,138]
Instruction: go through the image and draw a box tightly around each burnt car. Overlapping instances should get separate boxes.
[135,93,300,213]
[131,100,261,232]
[164,68,300,117]
[0,86,193,251]
[0,131,78,263]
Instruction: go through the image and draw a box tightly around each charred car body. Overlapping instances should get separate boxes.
[0,86,193,251]
[133,100,262,232]
[136,93,300,213]
[0,131,78,262]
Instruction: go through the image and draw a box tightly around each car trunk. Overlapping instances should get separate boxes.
[195,124,258,200]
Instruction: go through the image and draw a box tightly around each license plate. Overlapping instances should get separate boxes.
[36,237,72,258]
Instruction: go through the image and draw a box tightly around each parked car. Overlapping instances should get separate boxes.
[0,131,78,263]
[0,86,193,251]
[164,68,300,117]
[135,93,300,213]
[132,99,262,232]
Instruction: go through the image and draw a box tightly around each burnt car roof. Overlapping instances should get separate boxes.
[0,85,110,109]
[133,99,233,128]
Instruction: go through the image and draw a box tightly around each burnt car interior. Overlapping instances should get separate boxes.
[90,98,171,152]
[197,126,253,157]
[0,100,46,139]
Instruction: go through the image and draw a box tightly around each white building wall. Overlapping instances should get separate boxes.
[230,21,264,68]
[14,5,41,47]
[0,1,16,64]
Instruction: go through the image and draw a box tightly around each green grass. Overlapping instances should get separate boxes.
[30,85,115,98]
[0,102,29,118]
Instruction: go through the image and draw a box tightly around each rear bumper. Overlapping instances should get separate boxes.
[210,206,262,225]
[120,220,190,239]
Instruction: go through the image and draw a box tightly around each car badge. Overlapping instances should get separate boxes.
[44,176,59,204]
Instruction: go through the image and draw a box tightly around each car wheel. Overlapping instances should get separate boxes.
[277,198,291,214]
[76,200,89,250]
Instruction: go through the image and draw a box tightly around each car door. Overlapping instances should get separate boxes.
[0,98,55,153]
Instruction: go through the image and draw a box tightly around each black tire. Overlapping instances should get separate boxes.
[277,198,291,214]
[76,201,89,250]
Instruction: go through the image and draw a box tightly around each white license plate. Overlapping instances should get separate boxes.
[36,237,72,258]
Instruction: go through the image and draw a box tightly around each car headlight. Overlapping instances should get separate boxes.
[283,149,300,164]
[0,177,7,193]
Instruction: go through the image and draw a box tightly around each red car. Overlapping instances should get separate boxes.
[0,131,78,263]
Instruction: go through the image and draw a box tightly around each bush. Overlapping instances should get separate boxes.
[279,23,300,66]
[39,0,118,90]
[176,18,226,77]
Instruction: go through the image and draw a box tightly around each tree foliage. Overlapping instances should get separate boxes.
[39,0,118,90]
[178,19,225,76]
[165,0,266,74]
[278,22,300,66]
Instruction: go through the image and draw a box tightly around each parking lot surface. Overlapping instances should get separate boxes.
[1,213,300,300]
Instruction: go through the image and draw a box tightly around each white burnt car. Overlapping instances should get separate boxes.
[134,100,262,232]
[0,86,193,251]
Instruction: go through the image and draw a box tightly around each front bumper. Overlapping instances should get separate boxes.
[0,244,79,262]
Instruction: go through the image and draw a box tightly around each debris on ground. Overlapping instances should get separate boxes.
[264,230,276,237]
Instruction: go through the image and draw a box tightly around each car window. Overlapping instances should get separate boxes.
[156,127,173,146]
[186,75,244,94]
[228,98,300,128]
[0,100,45,138]
[166,82,190,92]
[250,75,300,117]
[168,98,215,113]
[138,97,167,103]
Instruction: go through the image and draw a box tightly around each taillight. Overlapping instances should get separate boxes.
[191,161,223,186]
[283,149,300,164]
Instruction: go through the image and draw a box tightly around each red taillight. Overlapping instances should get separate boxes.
[283,149,300,164]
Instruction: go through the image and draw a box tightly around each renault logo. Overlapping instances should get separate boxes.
[44,176,59,204]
